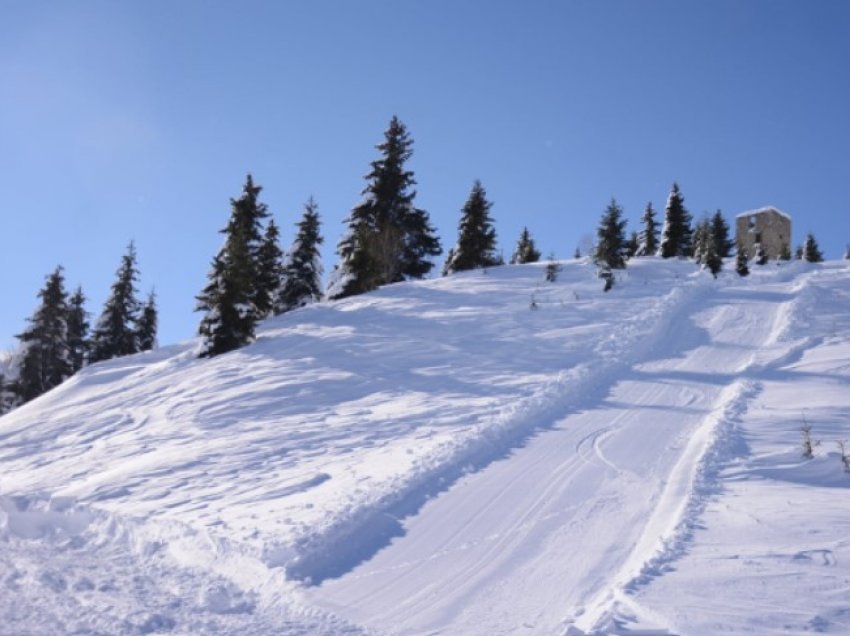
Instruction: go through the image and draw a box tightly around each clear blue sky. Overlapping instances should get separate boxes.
[2,0,849,350]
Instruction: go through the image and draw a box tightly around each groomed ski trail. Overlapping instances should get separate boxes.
[307,270,809,635]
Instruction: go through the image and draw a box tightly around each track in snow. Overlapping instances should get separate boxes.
[306,275,804,635]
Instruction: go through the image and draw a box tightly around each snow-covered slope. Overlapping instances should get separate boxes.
[1,258,849,635]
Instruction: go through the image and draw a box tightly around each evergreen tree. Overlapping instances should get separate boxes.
[328,117,440,299]
[795,244,804,260]
[779,241,792,261]
[66,286,89,373]
[755,243,768,265]
[277,197,324,313]
[255,218,284,319]
[624,231,639,260]
[90,242,142,363]
[15,267,72,403]
[658,183,693,258]
[710,210,734,257]
[443,180,500,274]
[735,243,750,277]
[844,244,850,260]
[574,247,581,259]
[137,290,158,352]
[691,217,711,263]
[0,373,14,415]
[635,202,659,256]
[702,230,723,278]
[803,233,824,262]
[594,199,627,270]
[196,178,269,357]
[510,227,541,264]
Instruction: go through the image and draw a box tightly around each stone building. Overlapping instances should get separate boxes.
[735,207,791,260]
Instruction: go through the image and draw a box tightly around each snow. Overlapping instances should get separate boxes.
[736,205,792,220]
[1,257,849,634]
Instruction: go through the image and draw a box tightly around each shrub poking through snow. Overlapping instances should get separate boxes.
[545,254,561,283]
[801,418,820,459]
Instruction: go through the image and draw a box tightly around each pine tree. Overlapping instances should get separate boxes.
[510,227,541,264]
[843,244,849,260]
[15,267,72,403]
[779,241,792,261]
[691,217,711,263]
[803,233,824,262]
[277,197,324,313]
[66,286,89,373]
[735,243,750,277]
[255,218,284,319]
[624,231,639,260]
[755,242,768,265]
[328,117,440,299]
[795,244,804,260]
[658,183,693,258]
[0,373,13,415]
[443,180,500,275]
[635,202,659,256]
[90,242,142,363]
[710,210,734,257]
[702,230,723,278]
[137,290,158,352]
[594,199,627,270]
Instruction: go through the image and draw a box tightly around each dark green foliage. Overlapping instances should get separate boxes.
[196,176,270,357]
[702,231,723,278]
[691,217,711,263]
[735,244,750,277]
[779,241,792,261]
[137,290,158,352]
[844,244,849,260]
[600,268,614,292]
[278,198,324,313]
[255,218,284,320]
[443,180,500,274]
[803,233,824,262]
[624,231,639,260]
[510,227,541,264]
[795,244,804,260]
[755,243,768,265]
[329,117,440,299]
[90,242,142,363]
[545,253,561,282]
[710,210,734,257]
[594,198,627,270]
[659,183,693,258]
[0,373,15,414]
[636,202,659,256]
[15,267,72,403]
[574,247,581,259]
[66,286,89,373]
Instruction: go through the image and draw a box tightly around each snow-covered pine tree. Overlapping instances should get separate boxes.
[779,241,792,261]
[635,202,659,256]
[277,197,324,313]
[15,266,72,403]
[443,180,500,275]
[658,183,693,258]
[510,227,541,264]
[0,373,12,415]
[710,210,734,257]
[66,285,89,373]
[702,229,723,278]
[691,217,711,263]
[328,117,440,299]
[624,231,639,260]
[89,242,142,363]
[735,243,750,277]
[594,199,627,270]
[754,242,768,265]
[255,218,284,319]
[803,233,824,262]
[137,290,158,352]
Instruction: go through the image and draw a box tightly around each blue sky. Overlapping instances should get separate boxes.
[2,0,849,349]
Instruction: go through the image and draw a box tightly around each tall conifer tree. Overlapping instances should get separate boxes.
[636,202,659,256]
[255,218,284,319]
[90,242,142,363]
[658,183,693,258]
[278,198,324,313]
[66,286,89,373]
[710,210,734,257]
[443,180,500,275]
[803,233,824,262]
[15,267,72,403]
[137,290,158,352]
[328,117,440,299]
[594,199,628,270]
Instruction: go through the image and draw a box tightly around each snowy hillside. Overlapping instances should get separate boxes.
[2,258,849,635]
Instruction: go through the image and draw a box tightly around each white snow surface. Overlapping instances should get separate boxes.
[2,258,850,634]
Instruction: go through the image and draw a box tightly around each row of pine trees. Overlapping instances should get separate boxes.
[1,116,833,414]
[0,243,157,413]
